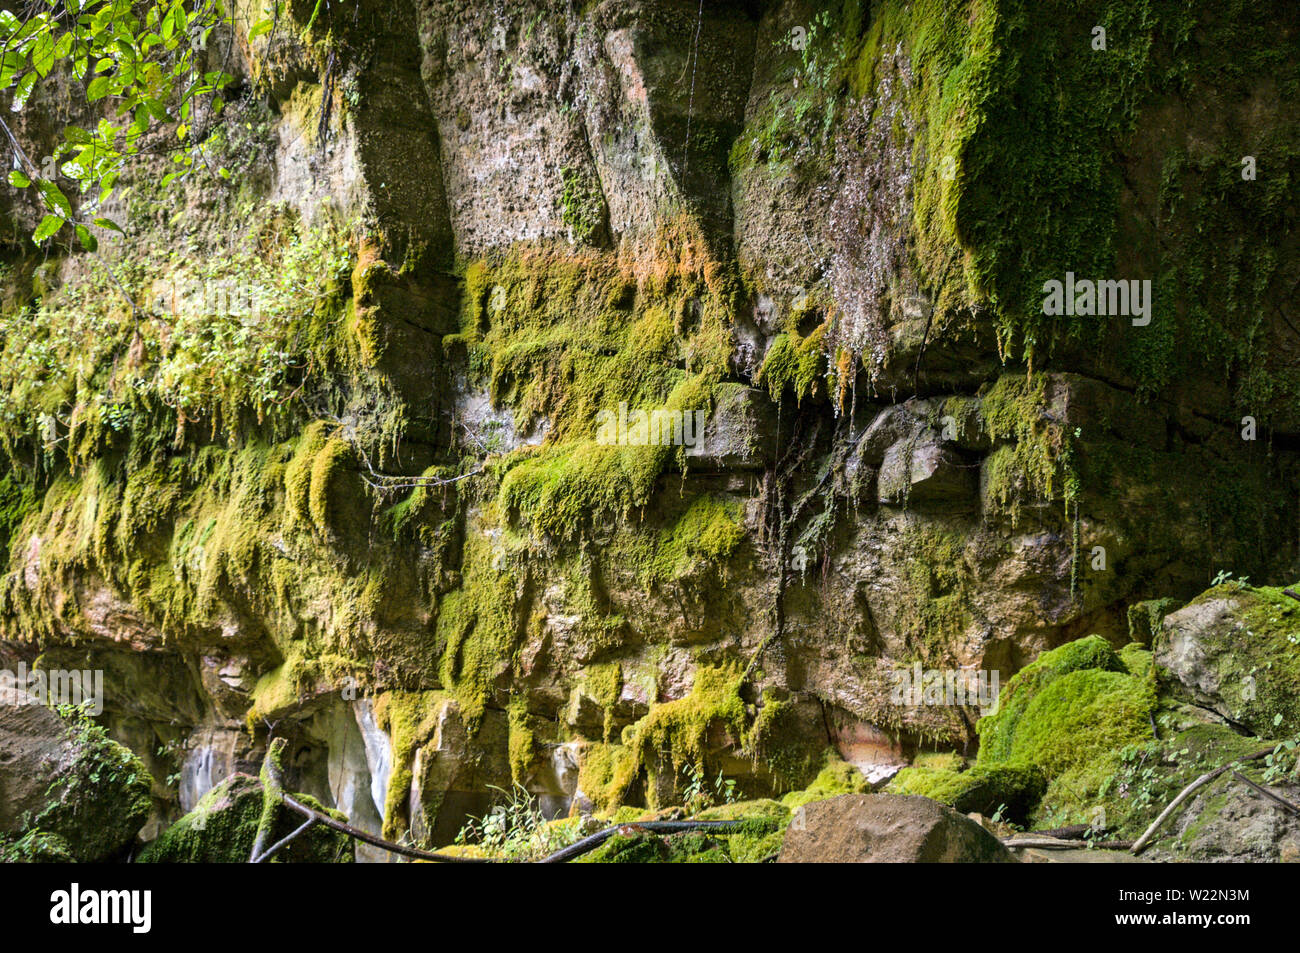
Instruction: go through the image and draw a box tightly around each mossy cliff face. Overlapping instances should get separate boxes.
[0,0,1296,858]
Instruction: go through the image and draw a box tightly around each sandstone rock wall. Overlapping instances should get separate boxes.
[0,0,1296,853]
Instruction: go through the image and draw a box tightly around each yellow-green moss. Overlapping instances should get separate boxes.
[507,696,538,785]
[887,762,1046,824]
[373,690,446,840]
[976,635,1126,763]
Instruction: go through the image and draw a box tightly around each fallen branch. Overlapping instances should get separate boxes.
[1130,747,1273,855]
[1230,770,1300,818]
[279,794,491,864]
[1003,837,1134,851]
[252,817,316,864]
[247,737,490,863]
[539,819,771,864]
[1283,587,1300,603]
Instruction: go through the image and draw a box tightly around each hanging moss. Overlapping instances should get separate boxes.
[507,696,538,785]
[755,325,828,405]
[373,690,446,841]
[434,514,521,729]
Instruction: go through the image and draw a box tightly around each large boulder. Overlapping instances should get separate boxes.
[0,690,153,862]
[0,695,74,833]
[1155,584,1300,737]
[777,794,1017,863]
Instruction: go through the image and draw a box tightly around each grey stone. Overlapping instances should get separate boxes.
[779,794,1018,863]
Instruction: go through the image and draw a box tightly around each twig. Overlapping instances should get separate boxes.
[1283,588,1300,603]
[251,817,315,863]
[1130,747,1273,854]
[539,819,766,864]
[246,736,490,862]
[1230,770,1300,818]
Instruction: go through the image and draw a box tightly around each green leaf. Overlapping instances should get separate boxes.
[12,71,37,110]
[74,224,98,253]
[249,18,274,41]
[92,217,124,234]
[7,170,30,188]
[33,214,63,243]
[36,180,72,218]
[31,34,55,78]
[86,74,112,101]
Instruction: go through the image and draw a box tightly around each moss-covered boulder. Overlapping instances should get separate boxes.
[975,635,1129,763]
[0,699,152,862]
[140,774,353,863]
[1155,583,1300,737]
[952,635,1160,828]
[888,762,1046,825]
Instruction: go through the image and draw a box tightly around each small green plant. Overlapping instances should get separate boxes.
[681,761,737,815]
[1261,733,1300,784]
[454,784,585,861]
[1211,570,1250,589]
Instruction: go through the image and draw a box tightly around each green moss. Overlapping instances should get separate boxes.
[1164,582,1300,736]
[627,664,748,804]
[557,166,606,246]
[780,755,871,811]
[911,750,966,772]
[307,436,361,535]
[507,696,537,785]
[1118,642,1153,679]
[978,374,1073,525]
[139,774,352,863]
[748,700,832,792]
[33,710,154,862]
[1009,670,1156,810]
[754,325,827,405]
[577,742,642,815]
[373,690,445,841]
[452,244,735,542]
[579,661,622,742]
[976,634,1126,763]
[434,517,521,729]
[577,818,785,864]
[646,494,744,584]
[1127,597,1183,645]
[891,524,974,668]
[887,761,1047,824]
[0,470,36,565]
[284,421,330,524]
